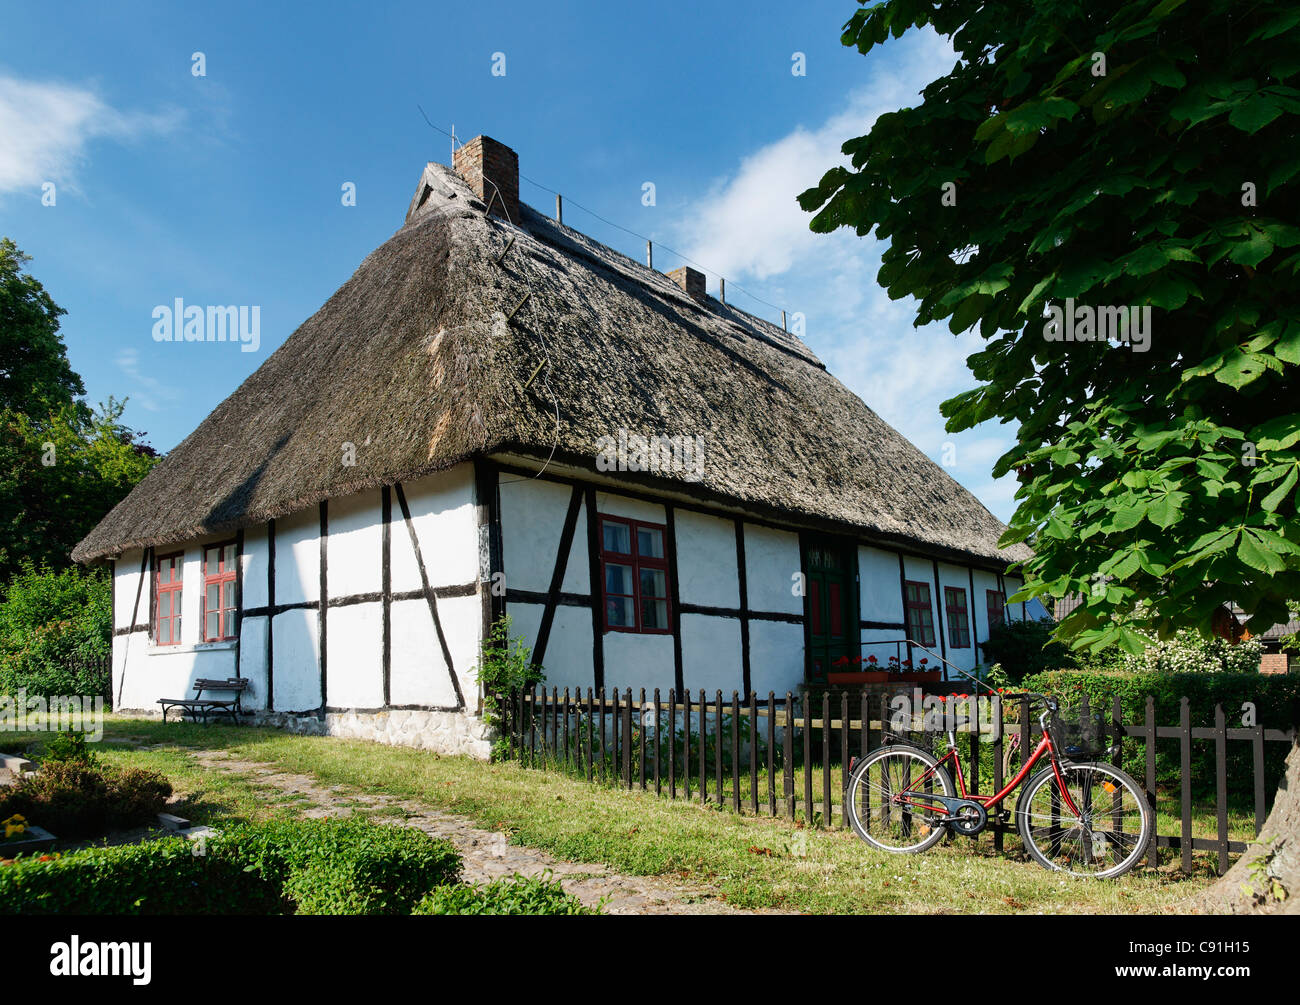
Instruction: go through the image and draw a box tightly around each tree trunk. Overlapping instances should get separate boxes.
[1194,739,1300,914]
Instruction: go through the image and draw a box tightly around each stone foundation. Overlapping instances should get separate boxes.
[252,708,494,760]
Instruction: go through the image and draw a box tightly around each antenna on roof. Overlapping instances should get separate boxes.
[450,123,456,160]
[646,241,653,269]
[555,193,563,224]
[720,277,726,305]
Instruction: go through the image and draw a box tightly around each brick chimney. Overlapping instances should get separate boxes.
[666,266,706,299]
[453,135,519,223]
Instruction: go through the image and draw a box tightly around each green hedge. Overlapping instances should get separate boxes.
[0,818,462,915]
[1021,669,1300,798]
[413,873,597,915]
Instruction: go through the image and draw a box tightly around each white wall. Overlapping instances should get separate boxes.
[675,511,738,608]
[744,524,801,616]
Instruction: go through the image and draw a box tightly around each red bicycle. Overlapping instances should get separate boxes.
[845,692,1153,878]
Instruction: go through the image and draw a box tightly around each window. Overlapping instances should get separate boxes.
[903,581,936,647]
[599,515,670,633]
[202,542,239,642]
[944,586,971,648]
[154,552,184,646]
[987,590,1006,629]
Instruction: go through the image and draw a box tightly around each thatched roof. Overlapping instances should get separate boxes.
[74,160,1029,568]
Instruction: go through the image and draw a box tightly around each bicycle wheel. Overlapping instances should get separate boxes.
[1016,762,1152,878]
[847,745,954,853]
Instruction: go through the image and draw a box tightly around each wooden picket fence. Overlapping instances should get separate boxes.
[505,686,1298,875]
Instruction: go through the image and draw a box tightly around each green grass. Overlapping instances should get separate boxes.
[6,716,1220,914]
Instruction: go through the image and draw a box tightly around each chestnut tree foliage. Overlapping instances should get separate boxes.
[801,0,1300,654]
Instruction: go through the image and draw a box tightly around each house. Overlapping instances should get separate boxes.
[73,136,1041,758]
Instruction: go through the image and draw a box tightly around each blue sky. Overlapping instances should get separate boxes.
[1,0,1020,522]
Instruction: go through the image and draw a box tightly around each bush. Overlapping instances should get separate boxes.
[0,564,110,699]
[978,618,1077,683]
[0,760,172,838]
[1022,668,1300,798]
[413,873,597,915]
[1120,630,1264,674]
[476,615,545,759]
[0,818,463,915]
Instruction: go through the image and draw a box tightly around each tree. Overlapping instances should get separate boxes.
[0,398,158,581]
[0,238,84,417]
[799,0,1300,654]
[799,0,1300,913]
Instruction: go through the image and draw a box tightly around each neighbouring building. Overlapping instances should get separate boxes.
[73,136,1044,758]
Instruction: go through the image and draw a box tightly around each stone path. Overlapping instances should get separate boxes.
[186,749,785,915]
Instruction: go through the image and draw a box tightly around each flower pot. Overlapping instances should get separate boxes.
[827,671,889,684]
[886,670,941,683]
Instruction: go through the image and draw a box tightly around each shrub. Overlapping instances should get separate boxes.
[0,835,284,915]
[0,818,463,915]
[476,615,545,759]
[1120,630,1264,675]
[0,564,110,699]
[0,760,171,838]
[978,618,1077,683]
[413,873,597,915]
[1021,669,1300,798]
[43,728,98,765]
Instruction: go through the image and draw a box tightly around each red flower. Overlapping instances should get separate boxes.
[920,658,929,665]
[867,656,878,664]
[833,656,851,666]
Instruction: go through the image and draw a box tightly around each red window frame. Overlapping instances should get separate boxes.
[903,580,936,648]
[987,590,1006,630]
[153,552,184,646]
[598,515,672,634]
[202,541,239,642]
[944,586,971,649]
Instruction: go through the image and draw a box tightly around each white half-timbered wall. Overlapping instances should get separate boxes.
[110,455,1045,727]
[110,463,482,715]
[493,460,1044,701]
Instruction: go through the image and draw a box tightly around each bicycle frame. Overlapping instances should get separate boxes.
[893,720,1084,819]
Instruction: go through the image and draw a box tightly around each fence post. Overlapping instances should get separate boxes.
[715,691,724,805]
[800,696,813,822]
[1180,696,1193,873]
[653,688,661,796]
[668,689,677,799]
[585,688,594,782]
[767,691,777,817]
[639,687,647,790]
[563,687,571,767]
[1144,695,1157,868]
[700,690,708,806]
[750,691,760,815]
[529,685,538,766]
[623,689,633,788]
[683,687,692,801]
[992,693,1005,852]
[611,689,619,784]
[821,692,831,827]
[507,687,516,761]
[1253,716,1267,837]
[598,688,607,783]
[731,691,741,814]
[839,691,850,828]
[969,693,980,798]
[1214,703,1229,876]
[784,691,795,819]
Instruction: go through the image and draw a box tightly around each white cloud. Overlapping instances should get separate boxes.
[115,347,180,414]
[0,75,178,195]
[667,30,1024,523]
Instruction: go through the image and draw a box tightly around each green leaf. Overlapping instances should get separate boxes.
[1260,466,1298,513]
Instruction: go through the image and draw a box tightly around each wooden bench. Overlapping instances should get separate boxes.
[158,678,250,724]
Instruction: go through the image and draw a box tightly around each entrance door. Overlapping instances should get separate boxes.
[803,535,858,683]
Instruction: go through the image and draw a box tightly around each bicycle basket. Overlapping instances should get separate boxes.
[1049,705,1108,759]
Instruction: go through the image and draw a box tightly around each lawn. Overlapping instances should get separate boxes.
[8,716,1219,914]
